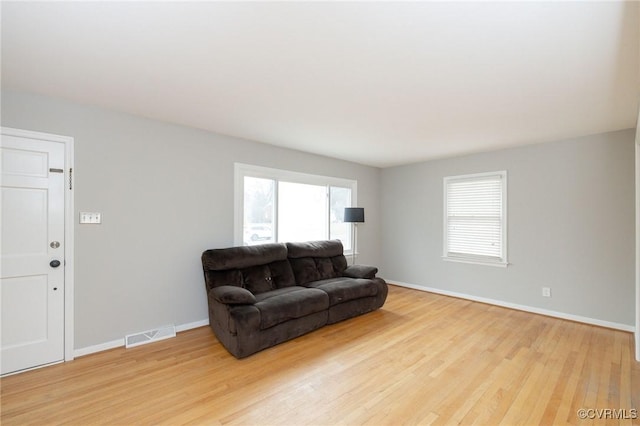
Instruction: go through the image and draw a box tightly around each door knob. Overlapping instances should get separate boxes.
[50,260,61,268]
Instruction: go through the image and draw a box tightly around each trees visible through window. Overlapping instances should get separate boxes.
[236,164,356,251]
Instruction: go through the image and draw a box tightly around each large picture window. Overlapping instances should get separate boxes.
[235,164,356,252]
[443,171,508,267]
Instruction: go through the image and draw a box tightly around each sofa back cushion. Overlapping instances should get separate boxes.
[286,240,348,286]
[202,243,296,294]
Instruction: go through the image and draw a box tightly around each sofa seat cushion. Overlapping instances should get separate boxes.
[305,278,378,305]
[254,287,329,330]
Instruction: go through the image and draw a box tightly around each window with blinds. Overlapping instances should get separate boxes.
[443,171,508,267]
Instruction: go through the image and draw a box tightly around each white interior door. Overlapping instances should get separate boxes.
[1,134,66,375]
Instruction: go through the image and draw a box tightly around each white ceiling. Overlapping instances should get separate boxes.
[2,1,638,168]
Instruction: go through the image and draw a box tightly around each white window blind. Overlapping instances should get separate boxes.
[444,171,507,266]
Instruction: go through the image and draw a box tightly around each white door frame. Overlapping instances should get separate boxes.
[635,121,640,362]
[1,127,75,364]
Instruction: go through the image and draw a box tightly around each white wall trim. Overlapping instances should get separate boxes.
[175,319,209,333]
[389,280,635,333]
[74,319,209,358]
[635,113,640,361]
[1,127,76,363]
[74,338,124,358]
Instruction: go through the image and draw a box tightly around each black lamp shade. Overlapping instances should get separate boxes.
[344,207,365,223]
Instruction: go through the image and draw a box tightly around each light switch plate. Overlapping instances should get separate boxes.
[80,212,102,224]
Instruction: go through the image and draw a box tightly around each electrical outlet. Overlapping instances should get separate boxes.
[542,287,551,298]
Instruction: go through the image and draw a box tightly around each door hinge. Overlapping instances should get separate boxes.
[69,168,73,190]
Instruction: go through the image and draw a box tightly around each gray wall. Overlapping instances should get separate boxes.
[2,89,635,348]
[1,90,382,349]
[381,129,636,326]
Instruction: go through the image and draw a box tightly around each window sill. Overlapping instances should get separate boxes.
[442,256,509,268]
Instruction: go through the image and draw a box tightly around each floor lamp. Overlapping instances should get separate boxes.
[344,207,365,265]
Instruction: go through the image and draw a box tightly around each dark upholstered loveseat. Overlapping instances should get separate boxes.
[201,240,388,358]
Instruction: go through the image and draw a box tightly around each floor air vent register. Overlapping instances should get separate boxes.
[125,324,176,348]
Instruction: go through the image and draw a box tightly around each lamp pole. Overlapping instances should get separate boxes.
[343,207,365,266]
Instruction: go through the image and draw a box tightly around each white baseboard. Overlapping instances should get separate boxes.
[389,280,635,333]
[175,319,209,333]
[74,338,124,358]
[74,319,209,358]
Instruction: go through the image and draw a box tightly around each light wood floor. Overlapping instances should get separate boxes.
[1,285,639,425]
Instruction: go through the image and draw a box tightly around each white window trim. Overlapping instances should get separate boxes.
[234,163,357,249]
[442,170,508,268]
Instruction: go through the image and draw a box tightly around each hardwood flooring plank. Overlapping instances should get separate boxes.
[1,285,638,425]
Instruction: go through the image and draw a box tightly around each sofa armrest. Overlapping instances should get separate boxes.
[343,265,378,279]
[210,285,257,305]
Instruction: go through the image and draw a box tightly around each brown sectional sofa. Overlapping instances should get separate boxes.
[201,240,388,358]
